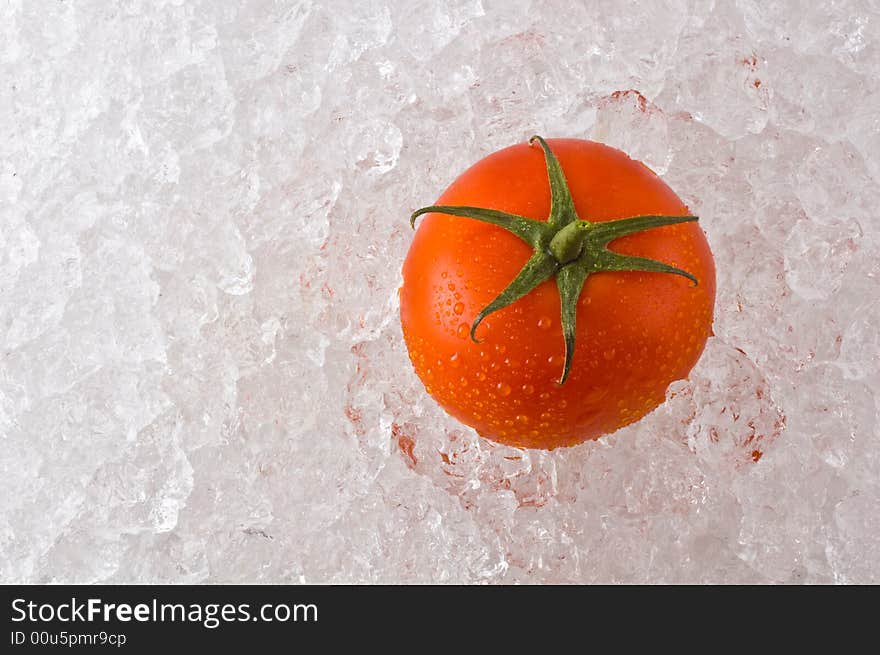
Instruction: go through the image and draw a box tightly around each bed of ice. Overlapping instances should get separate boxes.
[2,0,878,583]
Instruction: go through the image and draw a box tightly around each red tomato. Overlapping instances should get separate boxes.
[400,137,715,449]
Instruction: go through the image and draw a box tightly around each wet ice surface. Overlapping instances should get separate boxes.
[2,1,878,583]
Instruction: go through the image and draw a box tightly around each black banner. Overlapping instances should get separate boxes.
[0,585,868,649]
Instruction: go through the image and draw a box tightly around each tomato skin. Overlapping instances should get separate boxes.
[400,139,715,449]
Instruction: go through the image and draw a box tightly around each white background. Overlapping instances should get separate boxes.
[2,0,878,583]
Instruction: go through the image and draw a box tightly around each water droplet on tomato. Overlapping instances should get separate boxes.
[449,352,460,368]
[497,382,511,397]
[603,349,616,360]
[522,384,534,395]
[453,302,464,315]
[441,272,448,279]
[456,323,469,339]
[475,370,486,382]
[537,316,552,330]
[516,414,529,424]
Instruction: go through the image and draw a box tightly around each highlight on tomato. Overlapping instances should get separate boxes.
[400,136,716,449]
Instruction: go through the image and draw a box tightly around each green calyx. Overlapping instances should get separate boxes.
[410,135,699,385]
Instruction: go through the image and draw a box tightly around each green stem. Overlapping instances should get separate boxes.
[547,220,591,264]
[409,136,701,385]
